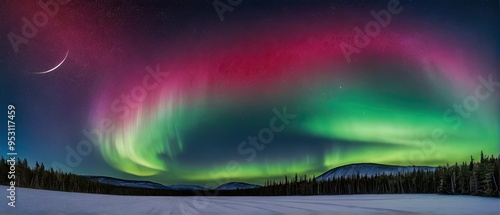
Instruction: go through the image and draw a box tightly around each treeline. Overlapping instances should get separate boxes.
[0,152,498,198]
[0,158,195,196]
[437,151,499,196]
[254,169,438,196]
[230,151,498,197]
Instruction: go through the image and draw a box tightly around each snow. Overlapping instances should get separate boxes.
[1,186,498,215]
[316,163,436,181]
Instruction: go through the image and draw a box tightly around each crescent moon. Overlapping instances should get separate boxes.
[33,49,69,75]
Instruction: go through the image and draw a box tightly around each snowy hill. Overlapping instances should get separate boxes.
[168,184,209,190]
[316,163,436,181]
[86,176,209,191]
[86,176,172,190]
[215,182,261,190]
[87,176,260,191]
[86,163,436,191]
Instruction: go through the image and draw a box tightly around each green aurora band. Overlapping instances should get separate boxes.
[92,14,498,185]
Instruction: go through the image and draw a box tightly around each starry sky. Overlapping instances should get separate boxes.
[1,0,499,187]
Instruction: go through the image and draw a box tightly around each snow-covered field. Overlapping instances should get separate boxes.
[1,186,499,215]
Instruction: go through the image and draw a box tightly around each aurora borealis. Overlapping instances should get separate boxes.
[1,0,499,186]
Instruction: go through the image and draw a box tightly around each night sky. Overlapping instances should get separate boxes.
[1,0,499,187]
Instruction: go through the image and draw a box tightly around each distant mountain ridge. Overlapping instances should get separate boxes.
[86,176,171,190]
[215,182,261,190]
[85,176,261,191]
[85,163,436,191]
[167,184,209,191]
[316,163,436,181]
[85,176,208,191]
